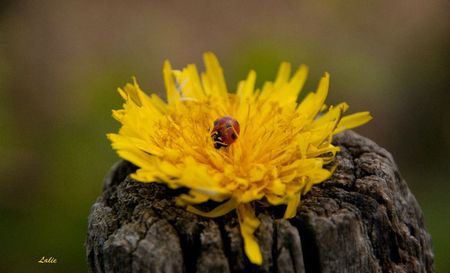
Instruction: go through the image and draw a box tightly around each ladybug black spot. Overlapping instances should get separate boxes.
[214,142,227,149]
[231,133,237,140]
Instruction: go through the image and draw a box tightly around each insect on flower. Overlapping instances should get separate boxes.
[211,116,240,149]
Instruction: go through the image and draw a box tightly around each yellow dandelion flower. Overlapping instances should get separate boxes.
[107,52,372,265]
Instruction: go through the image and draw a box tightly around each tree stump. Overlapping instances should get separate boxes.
[86,131,434,273]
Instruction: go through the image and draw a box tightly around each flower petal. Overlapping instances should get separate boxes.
[334,112,373,134]
[284,194,301,219]
[187,198,237,217]
[163,60,181,105]
[237,204,262,265]
[202,52,228,98]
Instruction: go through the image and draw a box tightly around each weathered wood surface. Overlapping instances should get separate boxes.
[86,131,434,273]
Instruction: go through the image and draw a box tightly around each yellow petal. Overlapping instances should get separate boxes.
[179,158,229,198]
[203,52,228,98]
[274,62,291,87]
[237,70,256,100]
[187,199,237,217]
[123,79,142,107]
[163,60,180,105]
[284,194,300,219]
[237,204,262,265]
[176,190,210,205]
[334,111,373,134]
[175,64,206,100]
[312,102,348,128]
[286,64,308,100]
[107,134,158,167]
[265,193,286,205]
[276,64,309,106]
[131,168,158,182]
[267,178,285,195]
[297,72,329,119]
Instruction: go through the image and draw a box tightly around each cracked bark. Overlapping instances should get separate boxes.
[86,131,434,273]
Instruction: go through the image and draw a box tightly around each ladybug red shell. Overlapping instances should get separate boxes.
[210,116,240,149]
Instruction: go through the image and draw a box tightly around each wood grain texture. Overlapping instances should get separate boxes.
[86,131,434,273]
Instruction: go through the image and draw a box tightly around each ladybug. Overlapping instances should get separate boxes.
[210,116,240,149]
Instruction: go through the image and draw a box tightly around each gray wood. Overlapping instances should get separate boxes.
[86,131,434,273]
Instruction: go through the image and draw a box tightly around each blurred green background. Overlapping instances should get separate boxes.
[0,1,448,272]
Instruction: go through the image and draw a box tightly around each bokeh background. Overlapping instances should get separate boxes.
[0,1,448,272]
